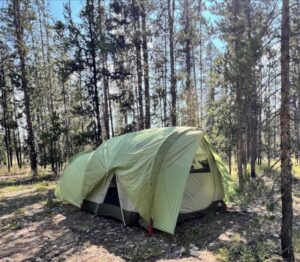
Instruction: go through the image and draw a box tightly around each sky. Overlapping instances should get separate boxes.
[49,0,82,21]
[48,0,225,52]
[0,0,224,52]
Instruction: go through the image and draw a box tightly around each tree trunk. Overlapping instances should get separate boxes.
[108,92,114,138]
[233,0,244,191]
[88,0,102,145]
[168,0,176,126]
[12,81,22,169]
[163,22,168,126]
[62,80,70,162]
[267,71,272,167]
[280,0,295,260]
[0,68,11,172]
[198,0,203,126]
[228,149,232,175]
[13,0,38,176]
[184,0,194,125]
[141,1,150,129]
[13,130,21,169]
[102,56,110,140]
[133,1,144,130]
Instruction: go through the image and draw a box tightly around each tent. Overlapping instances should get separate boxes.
[55,127,233,234]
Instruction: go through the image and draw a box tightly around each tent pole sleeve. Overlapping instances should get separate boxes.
[95,203,100,215]
[116,175,126,226]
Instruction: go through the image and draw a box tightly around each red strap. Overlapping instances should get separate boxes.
[147,219,154,236]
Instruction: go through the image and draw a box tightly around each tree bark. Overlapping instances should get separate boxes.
[168,0,176,126]
[87,0,102,145]
[184,0,195,126]
[233,0,244,191]
[133,0,144,130]
[102,56,110,140]
[280,0,295,260]
[141,1,150,129]
[0,62,11,172]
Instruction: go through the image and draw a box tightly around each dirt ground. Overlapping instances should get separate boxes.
[0,171,299,262]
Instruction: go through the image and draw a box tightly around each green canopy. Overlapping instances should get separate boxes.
[55,127,233,234]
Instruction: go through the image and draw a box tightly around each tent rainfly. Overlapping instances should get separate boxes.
[55,127,233,234]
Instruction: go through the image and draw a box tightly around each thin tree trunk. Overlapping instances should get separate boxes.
[198,0,203,126]
[163,22,168,126]
[141,1,150,129]
[133,1,144,130]
[184,0,193,125]
[102,56,110,140]
[168,0,176,126]
[62,81,70,162]
[13,0,38,176]
[267,69,272,167]
[13,130,21,169]
[228,149,232,175]
[0,72,11,172]
[233,0,244,190]
[87,0,102,145]
[11,75,22,169]
[108,93,114,138]
[280,0,295,260]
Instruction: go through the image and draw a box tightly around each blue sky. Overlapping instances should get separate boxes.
[48,0,224,52]
[49,0,82,21]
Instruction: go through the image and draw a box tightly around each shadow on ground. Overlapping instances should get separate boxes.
[0,192,252,261]
[0,174,56,188]
[0,174,296,262]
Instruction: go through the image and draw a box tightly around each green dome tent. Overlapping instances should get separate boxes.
[55,127,233,234]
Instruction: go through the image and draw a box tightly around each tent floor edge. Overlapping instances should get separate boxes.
[177,200,226,222]
[82,200,140,225]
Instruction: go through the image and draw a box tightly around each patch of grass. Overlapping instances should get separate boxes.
[256,158,300,178]
[6,220,23,231]
[0,180,55,196]
[294,227,300,253]
[249,217,262,230]
[34,181,54,192]
[174,213,217,249]
[0,164,52,176]
[0,164,31,175]
[217,240,278,262]
[15,208,26,217]
[0,184,27,194]
[217,247,230,261]
[122,239,165,261]
[293,159,300,179]
[231,233,242,243]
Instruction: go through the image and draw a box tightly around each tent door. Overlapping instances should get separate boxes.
[93,174,114,214]
[180,146,215,214]
[100,175,126,225]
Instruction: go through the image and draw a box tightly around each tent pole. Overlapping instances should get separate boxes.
[116,175,126,226]
[95,203,100,215]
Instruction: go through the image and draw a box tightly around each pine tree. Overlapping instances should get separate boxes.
[280,0,295,260]
[10,0,38,176]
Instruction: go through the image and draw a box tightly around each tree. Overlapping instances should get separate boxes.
[141,1,150,129]
[10,0,38,176]
[167,0,176,126]
[280,0,295,260]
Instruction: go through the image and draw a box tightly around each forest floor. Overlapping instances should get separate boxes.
[0,165,300,262]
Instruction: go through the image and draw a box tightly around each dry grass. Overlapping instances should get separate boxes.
[0,164,52,178]
[229,158,300,179]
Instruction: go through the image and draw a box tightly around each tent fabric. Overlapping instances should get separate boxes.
[180,172,214,214]
[55,127,232,234]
